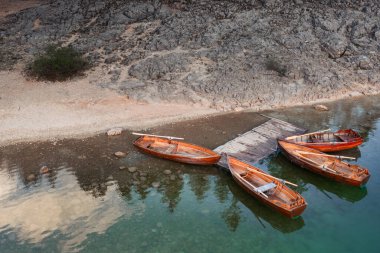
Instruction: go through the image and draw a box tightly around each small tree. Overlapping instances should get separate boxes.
[29,45,88,81]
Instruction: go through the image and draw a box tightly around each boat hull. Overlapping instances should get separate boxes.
[296,140,363,152]
[133,136,221,165]
[228,156,307,218]
[278,140,370,187]
[233,175,307,218]
[286,129,363,152]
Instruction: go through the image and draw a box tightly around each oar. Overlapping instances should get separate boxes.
[296,150,356,160]
[132,132,184,140]
[239,174,269,198]
[294,152,338,174]
[245,167,298,187]
[286,128,331,140]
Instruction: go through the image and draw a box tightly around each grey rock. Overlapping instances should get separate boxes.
[1,0,379,109]
[356,56,373,70]
[163,169,172,175]
[321,33,348,59]
[129,54,190,80]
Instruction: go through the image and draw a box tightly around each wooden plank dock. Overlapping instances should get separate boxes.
[214,115,306,169]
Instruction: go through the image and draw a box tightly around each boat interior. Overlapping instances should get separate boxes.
[295,151,356,175]
[141,139,213,157]
[290,130,360,144]
[237,167,296,204]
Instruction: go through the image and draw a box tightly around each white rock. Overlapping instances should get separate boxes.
[114,151,127,158]
[107,128,123,136]
[314,104,329,111]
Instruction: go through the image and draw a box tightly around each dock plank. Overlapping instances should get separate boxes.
[214,116,306,169]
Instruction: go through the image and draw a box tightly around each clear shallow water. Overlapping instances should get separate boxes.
[1,96,380,253]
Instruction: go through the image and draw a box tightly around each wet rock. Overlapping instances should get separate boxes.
[107,128,123,136]
[105,181,114,186]
[114,151,127,158]
[163,169,172,175]
[314,104,329,111]
[152,182,160,188]
[169,175,176,181]
[128,167,138,173]
[139,171,147,176]
[119,166,127,170]
[39,166,50,174]
[27,174,36,181]
[140,176,147,181]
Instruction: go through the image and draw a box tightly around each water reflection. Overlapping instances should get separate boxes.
[0,164,142,252]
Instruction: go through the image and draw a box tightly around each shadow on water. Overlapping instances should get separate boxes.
[266,154,368,203]
[220,171,305,233]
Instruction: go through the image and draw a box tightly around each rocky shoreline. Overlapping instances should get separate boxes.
[1,0,379,111]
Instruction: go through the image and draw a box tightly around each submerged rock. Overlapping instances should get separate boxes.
[128,167,138,173]
[39,166,50,174]
[114,151,127,158]
[152,182,160,188]
[163,169,172,175]
[27,174,36,181]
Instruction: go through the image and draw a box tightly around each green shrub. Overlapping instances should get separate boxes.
[265,58,287,77]
[29,45,88,81]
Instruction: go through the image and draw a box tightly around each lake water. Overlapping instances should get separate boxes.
[1,95,379,253]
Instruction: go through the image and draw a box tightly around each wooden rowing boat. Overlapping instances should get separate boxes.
[285,129,363,152]
[277,140,370,187]
[227,156,307,218]
[133,136,221,165]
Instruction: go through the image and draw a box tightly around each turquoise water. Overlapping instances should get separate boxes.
[1,96,380,252]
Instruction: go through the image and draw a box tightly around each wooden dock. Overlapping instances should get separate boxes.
[214,115,306,169]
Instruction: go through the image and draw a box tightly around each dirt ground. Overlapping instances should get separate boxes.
[0,69,218,146]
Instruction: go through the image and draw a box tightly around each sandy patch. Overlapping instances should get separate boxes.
[0,70,217,146]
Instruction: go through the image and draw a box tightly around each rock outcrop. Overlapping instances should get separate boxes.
[1,0,379,110]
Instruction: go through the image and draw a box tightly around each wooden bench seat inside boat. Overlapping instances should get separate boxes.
[334,134,350,142]
[256,182,277,193]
